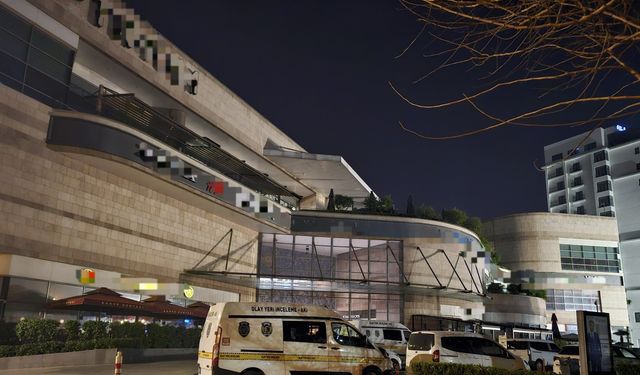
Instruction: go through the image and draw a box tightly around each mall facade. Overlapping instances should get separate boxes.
[0,0,501,329]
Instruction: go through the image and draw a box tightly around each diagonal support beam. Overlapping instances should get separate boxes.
[349,243,367,282]
[192,229,233,270]
[462,257,481,294]
[387,245,410,285]
[417,246,442,288]
[311,237,324,280]
[439,249,467,291]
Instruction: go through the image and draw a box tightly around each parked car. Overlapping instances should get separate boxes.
[552,344,640,374]
[378,347,402,373]
[406,331,529,372]
[350,320,411,369]
[507,338,560,370]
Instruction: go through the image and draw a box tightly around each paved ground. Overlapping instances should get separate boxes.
[0,360,197,375]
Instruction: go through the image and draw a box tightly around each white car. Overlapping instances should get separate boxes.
[406,331,529,371]
[507,339,560,370]
[378,347,402,372]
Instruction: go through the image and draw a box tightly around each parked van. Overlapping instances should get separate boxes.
[197,302,393,375]
[406,331,529,372]
[350,320,411,368]
[506,339,559,370]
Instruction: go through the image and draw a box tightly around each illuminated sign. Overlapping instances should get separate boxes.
[78,268,95,284]
[183,285,195,299]
[616,124,627,132]
[138,282,158,290]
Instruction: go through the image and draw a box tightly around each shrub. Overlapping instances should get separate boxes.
[109,322,145,339]
[0,345,16,358]
[110,337,143,349]
[616,363,640,375]
[15,319,59,344]
[411,362,534,375]
[184,328,201,348]
[82,320,108,340]
[145,323,171,348]
[15,341,64,356]
[63,320,81,341]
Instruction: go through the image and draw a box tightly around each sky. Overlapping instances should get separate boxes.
[126,0,637,219]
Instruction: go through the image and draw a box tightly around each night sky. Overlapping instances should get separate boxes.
[126,0,636,219]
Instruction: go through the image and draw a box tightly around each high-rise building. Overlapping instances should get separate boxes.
[544,125,640,344]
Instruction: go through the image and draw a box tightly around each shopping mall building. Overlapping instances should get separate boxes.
[0,0,546,334]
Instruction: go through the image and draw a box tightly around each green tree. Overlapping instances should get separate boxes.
[416,205,440,220]
[507,284,523,295]
[487,282,504,294]
[380,195,394,214]
[463,217,482,234]
[363,192,378,212]
[441,208,468,226]
[334,194,354,210]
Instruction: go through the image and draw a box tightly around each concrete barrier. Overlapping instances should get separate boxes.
[0,348,197,370]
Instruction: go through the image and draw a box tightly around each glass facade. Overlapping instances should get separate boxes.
[257,234,403,322]
[0,4,75,107]
[546,289,598,312]
[559,244,620,273]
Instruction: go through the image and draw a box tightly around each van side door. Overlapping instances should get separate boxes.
[283,320,328,374]
[440,336,484,365]
[475,338,521,370]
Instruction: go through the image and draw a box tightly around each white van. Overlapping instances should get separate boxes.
[350,320,411,368]
[406,331,529,373]
[197,302,393,375]
[506,339,559,370]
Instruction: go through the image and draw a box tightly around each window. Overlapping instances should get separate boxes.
[635,147,639,155]
[408,332,434,351]
[558,195,566,205]
[597,180,612,192]
[573,191,584,201]
[560,244,620,272]
[331,323,366,347]
[549,343,560,352]
[572,177,583,187]
[584,142,597,151]
[441,336,475,354]
[593,150,608,163]
[551,153,563,161]
[284,321,326,344]
[546,289,599,312]
[576,206,585,214]
[383,329,403,341]
[507,341,528,350]
[635,312,640,323]
[570,162,581,172]
[636,163,640,171]
[477,338,510,357]
[600,211,615,217]
[598,195,613,208]
[557,181,565,191]
[0,4,75,107]
[559,346,580,355]
[595,165,610,177]
[555,167,564,177]
[403,330,411,341]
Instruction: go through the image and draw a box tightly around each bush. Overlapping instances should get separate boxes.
[15,341,64,356]
[109,321,145,339]
[183,328,201,348]
[110,337,143,349]
[15,319,59,344]
[145,323,171,348]
[616,363,640,375]
[411,362,534,375]
[0,345,16,358]
[82,320,108,340]
[63,320,81,341]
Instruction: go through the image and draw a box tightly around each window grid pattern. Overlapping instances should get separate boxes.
[546,289,599,312]
[560,244,620,273]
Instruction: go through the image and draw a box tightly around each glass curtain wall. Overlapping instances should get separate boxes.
[258,234,403,322]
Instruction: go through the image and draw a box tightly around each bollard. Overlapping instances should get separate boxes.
[114,350,123,375]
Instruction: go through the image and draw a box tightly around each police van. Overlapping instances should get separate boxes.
[197,302,394,375]
[349,320,411,369]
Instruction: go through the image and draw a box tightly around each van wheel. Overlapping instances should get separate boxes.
[363,366,382,375]
[535,359,544,372]
[391,360,400,372]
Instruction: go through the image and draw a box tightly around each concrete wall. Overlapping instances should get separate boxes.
[484,212,628,329]
[0,84,258,298]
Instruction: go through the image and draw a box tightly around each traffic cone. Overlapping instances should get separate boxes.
[114,351,123,374]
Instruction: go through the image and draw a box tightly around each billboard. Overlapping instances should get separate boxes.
[577,311,614,375]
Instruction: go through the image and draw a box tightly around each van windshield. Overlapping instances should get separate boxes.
[408,333,434,351]
[403,330,411,341]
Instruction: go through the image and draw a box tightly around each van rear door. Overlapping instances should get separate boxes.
[283,320,328,373]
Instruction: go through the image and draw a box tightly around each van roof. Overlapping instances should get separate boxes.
[209,302,343,320]
[353,320,410,329]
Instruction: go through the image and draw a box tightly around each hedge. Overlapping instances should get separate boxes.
[0,319,201,358]
[411,362,534,375]
[411,362,640,375]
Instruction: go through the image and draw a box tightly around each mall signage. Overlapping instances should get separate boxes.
[77,268,95,284]
[576,310,614,375]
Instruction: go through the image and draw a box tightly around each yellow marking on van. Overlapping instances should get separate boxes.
[198,352,213,359]
[215,352,385,364]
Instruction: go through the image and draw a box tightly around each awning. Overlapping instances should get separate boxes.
[263,140,373,199]
[45,287,146,315]
[141,296,206,319]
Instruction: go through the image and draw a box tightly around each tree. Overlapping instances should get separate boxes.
[507,283,523,295]
[394,1,640,142]
[416,204,440,220]
[487,282,505,294]
[363,191,378,212]
[406,195,415,216]
[334,194,354,210]
[441,208,468,226]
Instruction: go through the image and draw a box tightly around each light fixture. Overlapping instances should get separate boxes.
[616,124,627,132]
